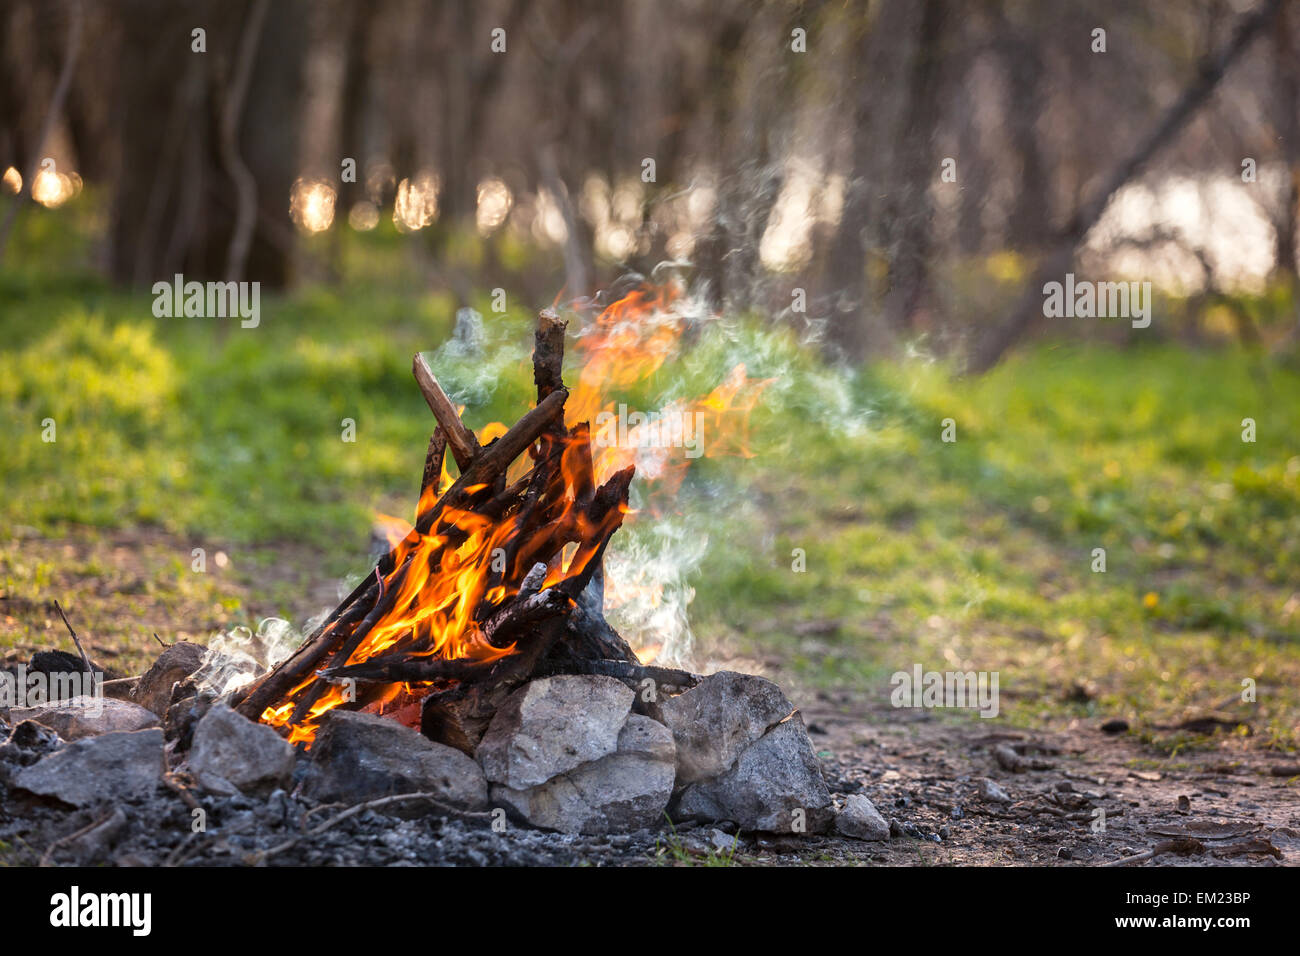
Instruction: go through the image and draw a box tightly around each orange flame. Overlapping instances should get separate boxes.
[261,280,770,744]
[570,283,772,494]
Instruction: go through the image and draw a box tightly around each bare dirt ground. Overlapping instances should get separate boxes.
[3,529,1297,866]
[797,693,1300,866]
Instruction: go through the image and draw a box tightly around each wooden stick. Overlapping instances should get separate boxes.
[320,588,571,685]
[417,387,568,534]
[39,807,122,868]
[52,599,94,674]
[412,353,480,469]
[498,452,562,583]
[533,308,568,402]
[532,308,570,456]
[566,422,596,504]
[479,469,534,519]
[237,557,387,710]
[480,587,572,646]
[420,428,447,507]
[564,602,639,664]
[559,465,634,600]
[538,658,701,688]
[1101,838,1205,867]
[320,655,500,684]
[485,616,569,689]
[233,391,566,721]
[515,562,549,601]
[287,561,410,725]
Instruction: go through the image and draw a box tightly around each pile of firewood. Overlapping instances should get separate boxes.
[226,308,697,748]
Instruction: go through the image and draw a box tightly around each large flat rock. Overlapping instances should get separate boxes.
[12,728,165,807]
[476,675,635,790]
[301,710,488,812]
[10,696,159,741]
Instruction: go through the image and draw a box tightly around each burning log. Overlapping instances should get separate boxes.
[535,657,701,689]
[433,387,567,518]
[533,308,568,404]
[419,428,447,509]
[230,306,644,747]
[229,387,573,726]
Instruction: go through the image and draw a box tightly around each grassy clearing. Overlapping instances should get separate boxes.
[2,208,1298,745]
[697,346,1300,747]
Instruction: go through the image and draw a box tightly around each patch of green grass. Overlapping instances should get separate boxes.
[687,343,1300,744]
[651,821,740,866]
[0,276,499,549]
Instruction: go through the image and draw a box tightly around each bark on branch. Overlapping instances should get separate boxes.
[412,353,480,469]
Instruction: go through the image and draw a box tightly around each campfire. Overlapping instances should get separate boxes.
[5,282,838,844]
[227,284,767,751]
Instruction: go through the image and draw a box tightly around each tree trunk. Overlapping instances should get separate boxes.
[825,18,879,359]
[107,0,305,289]
[991,1,1052,251]
[880,0,947,334]
[1272,4,1299,281]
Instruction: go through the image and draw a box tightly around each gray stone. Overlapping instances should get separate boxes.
[187,703,296,796]
[490,715,675,834]
[653,671,794,784]
[10,696,158,740]
[683,827,741,856]
[615,712,676,763]
[835,794,890,841]
[672,715,833,833]
[131,641,206,716]
[476,675,634,790]
[301,710,487,812]
[13,728,164,806]
[978,777,1012,804]
[707,827,740,853]
[0,719,62,785]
